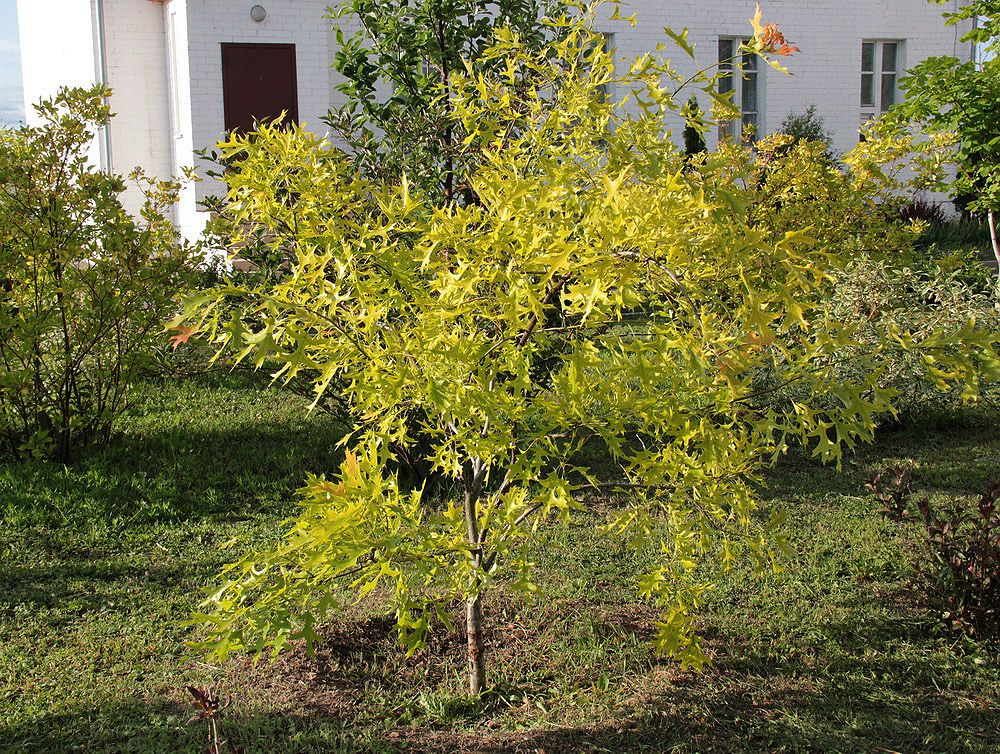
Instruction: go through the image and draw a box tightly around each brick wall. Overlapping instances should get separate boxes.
[149,0,973,232]
[17,0,973,230]
[104,0,173,216]
[594,0,973,154]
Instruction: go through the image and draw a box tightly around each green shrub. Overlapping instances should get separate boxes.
[323,0,568,204]
[682,95,707,159]
[0,87,195,462]
[777,105,834,160]
[821,252,1000,414]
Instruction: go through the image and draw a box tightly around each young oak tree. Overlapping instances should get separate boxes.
[179,6,1000,695]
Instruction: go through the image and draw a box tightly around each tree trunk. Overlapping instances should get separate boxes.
[462,463,487,696]
[466,592,486,696]
[989,210,999,290]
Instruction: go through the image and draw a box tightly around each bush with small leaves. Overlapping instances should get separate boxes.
[890,0,1000,276]
[0,87,194,462]
[777,104,834,160]
[820,252,1000,414]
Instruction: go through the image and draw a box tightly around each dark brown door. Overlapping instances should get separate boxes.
[221,43,298,134]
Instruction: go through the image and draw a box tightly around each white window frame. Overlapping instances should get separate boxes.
[861,40,903,132]
[718,37,762,143]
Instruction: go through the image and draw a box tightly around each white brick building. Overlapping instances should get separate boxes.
[17,1,974,239]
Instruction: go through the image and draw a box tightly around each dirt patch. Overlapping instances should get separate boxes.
[204,595,695,751]
[220,614,400,721]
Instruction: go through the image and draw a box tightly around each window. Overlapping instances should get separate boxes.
[861,40,901,131]
[718,38,760,142]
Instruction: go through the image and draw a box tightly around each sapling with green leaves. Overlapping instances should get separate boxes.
[889,0,1000,279]
[325,0,567,204]
[178,5,1000,696]
[682,95,707,159]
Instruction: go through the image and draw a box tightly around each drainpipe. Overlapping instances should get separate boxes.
[971,13,981,70]
[947,0,960,58]
[94,0,113,173]
[952,0,977,67]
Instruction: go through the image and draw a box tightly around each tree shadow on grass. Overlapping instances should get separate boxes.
[0,559,198,615]
[1,700,390,754]
[6,590,997,754]
[204,588,998,754]
[387,608,1000,753]
[757,405,1000,505]
[0,376,350,529]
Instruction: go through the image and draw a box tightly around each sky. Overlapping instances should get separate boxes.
[0,0,22,124]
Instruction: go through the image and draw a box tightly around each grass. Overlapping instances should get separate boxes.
[2,375,999,753]
[916,217,992,253]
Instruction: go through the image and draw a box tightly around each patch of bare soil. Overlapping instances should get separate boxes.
[220,614,400,721]
[207,597,687,752]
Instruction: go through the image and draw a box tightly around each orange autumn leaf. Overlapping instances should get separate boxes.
[344,449,361,479]
[314,480,347,496]
[745,330,775,350]
[170,325,196,351]
[761,23,801,57]
[751,4,800,57]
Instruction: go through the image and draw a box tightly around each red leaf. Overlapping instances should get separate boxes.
[170,326,196,351]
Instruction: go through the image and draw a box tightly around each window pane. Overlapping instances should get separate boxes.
[881,73,896,110]
[862,42,875,72]
[742,50,757,72]
[882,42,897,72]
[719,70,734,94]
[719,38,733,64]
[742,71,757,112]
[861,73,875,107]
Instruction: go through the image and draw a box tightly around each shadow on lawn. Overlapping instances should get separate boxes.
[1,701,382,754]
[759,405,1000,504]
[389,613,1000,753]
[222,594,995,753]
[4,594,998,753]
[0,377,349,527]
[0,559,197,614]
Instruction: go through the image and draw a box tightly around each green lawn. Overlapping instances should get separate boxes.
[2,375,998,753]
